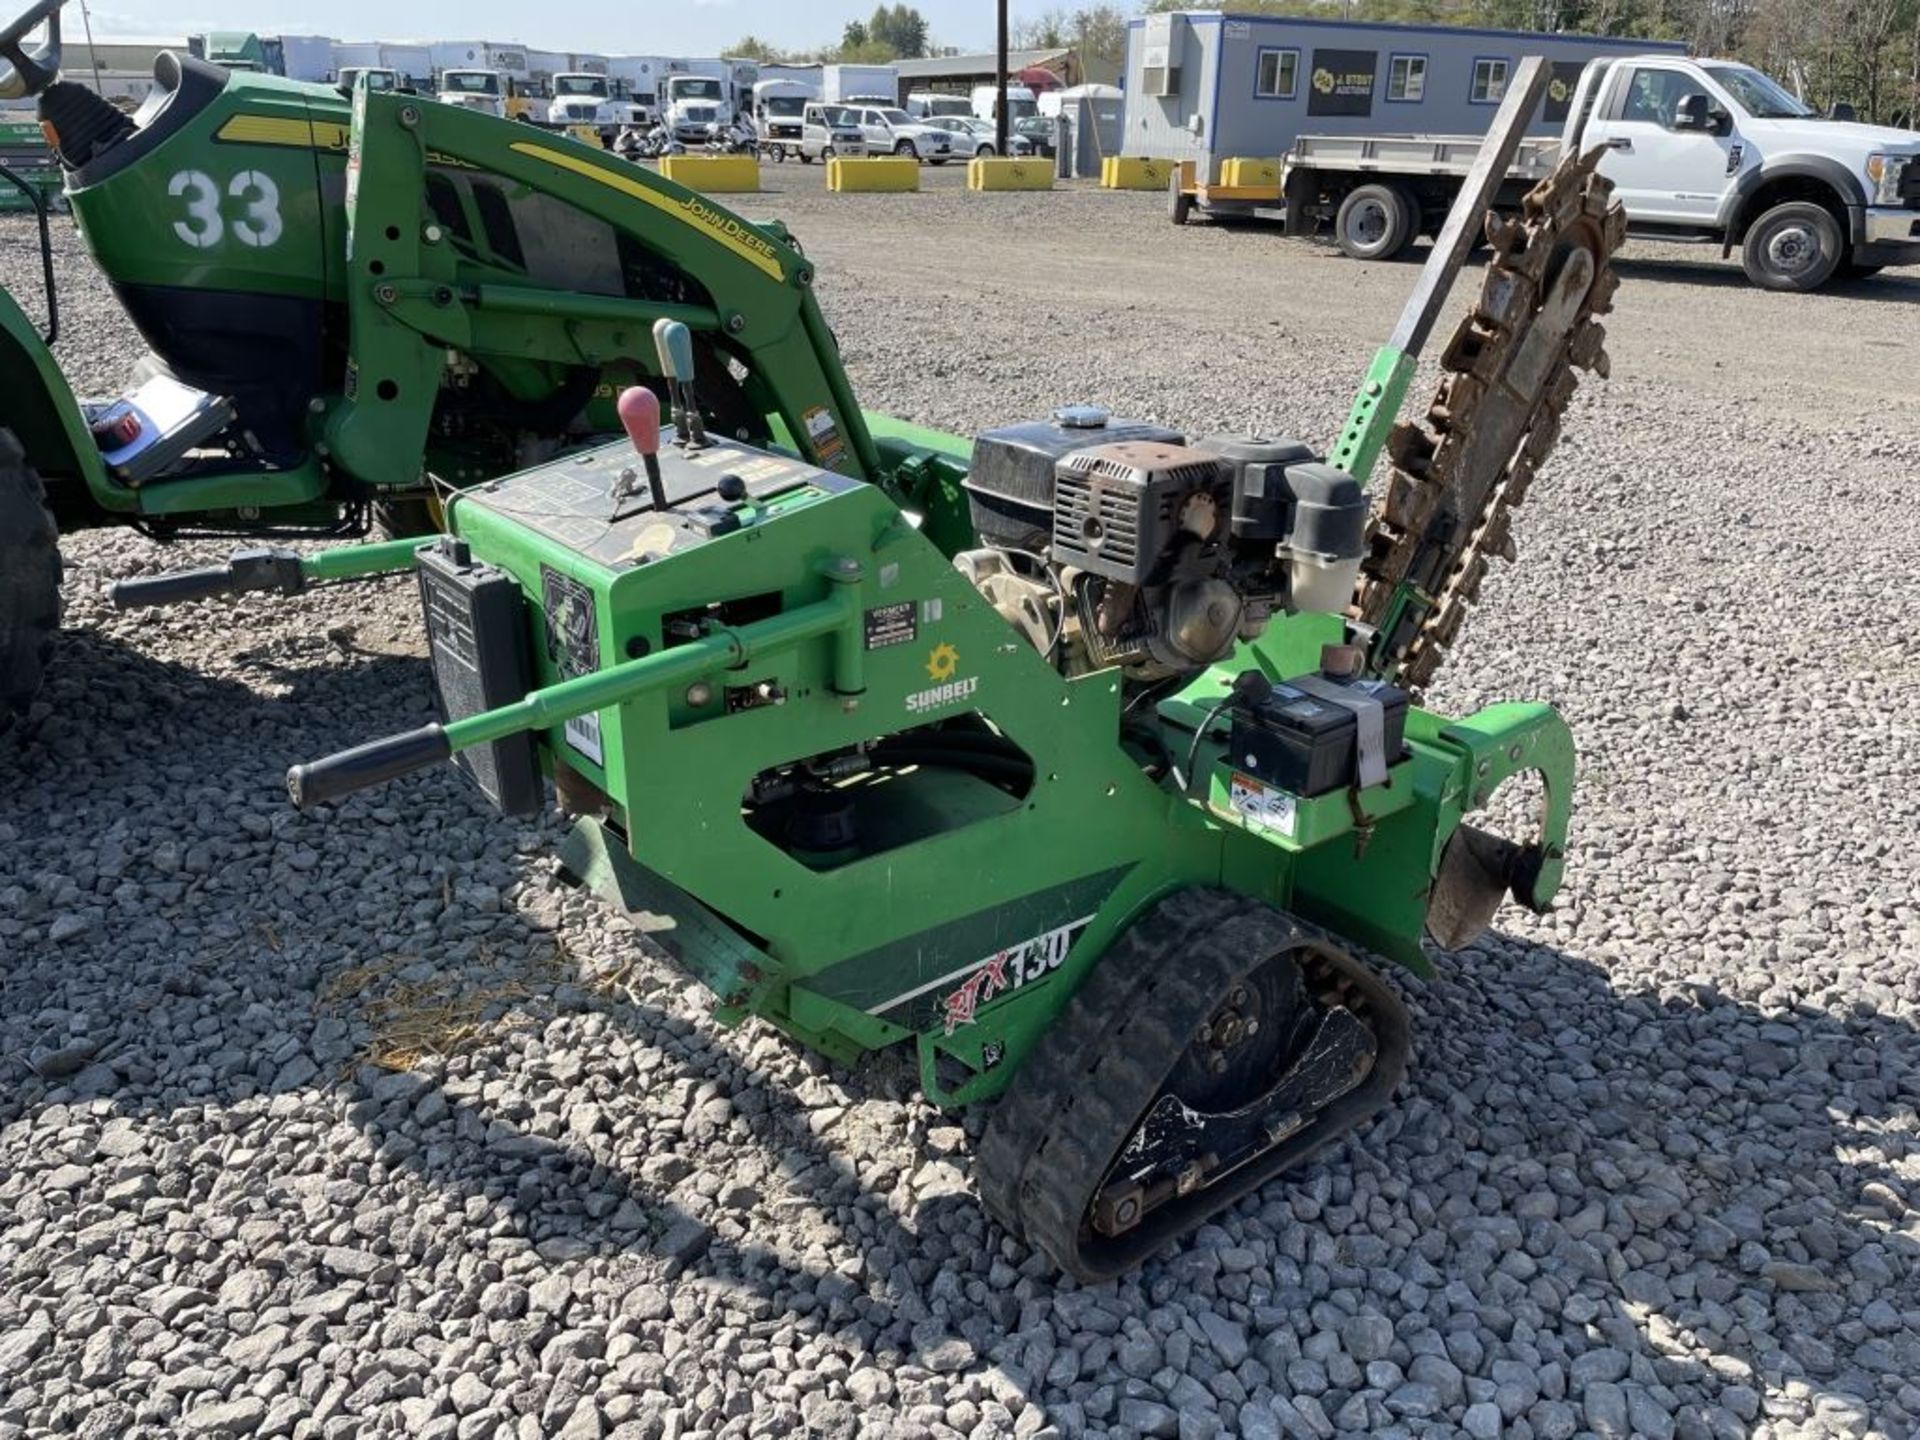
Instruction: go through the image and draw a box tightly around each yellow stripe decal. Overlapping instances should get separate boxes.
[509,141,786,281]
[215,113,349,151]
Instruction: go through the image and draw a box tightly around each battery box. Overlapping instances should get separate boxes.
[1227,673,1408,798]
[416,538,543,816]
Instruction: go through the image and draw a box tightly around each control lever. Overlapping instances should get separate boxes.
[614,386,669,515]
[651,318,708,449]
[108,547,305,608]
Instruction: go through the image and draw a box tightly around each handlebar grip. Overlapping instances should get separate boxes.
[108,567,236,609]
[286,724,452,809]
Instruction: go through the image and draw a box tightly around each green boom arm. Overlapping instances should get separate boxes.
[1326,56,1553,486]
[323,90,884,492]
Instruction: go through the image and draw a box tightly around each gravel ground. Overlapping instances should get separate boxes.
[2,167,1918,1440]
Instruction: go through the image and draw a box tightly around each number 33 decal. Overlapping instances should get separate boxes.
[168,169,284,249]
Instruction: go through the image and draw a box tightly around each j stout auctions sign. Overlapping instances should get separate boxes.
[1308,48,1377,117]
[1543,61,1585,123]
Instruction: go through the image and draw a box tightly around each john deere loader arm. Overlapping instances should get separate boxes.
[321,89,882,492]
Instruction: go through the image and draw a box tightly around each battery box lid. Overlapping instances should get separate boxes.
[1247,682,1359,739]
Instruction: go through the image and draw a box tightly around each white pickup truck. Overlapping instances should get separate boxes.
[1187,55,1920,292]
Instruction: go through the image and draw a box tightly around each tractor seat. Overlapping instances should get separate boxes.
[48,51,227,188]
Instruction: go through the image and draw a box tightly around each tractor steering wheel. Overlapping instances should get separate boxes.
[0,0,67,101]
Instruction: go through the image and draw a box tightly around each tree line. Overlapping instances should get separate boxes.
[721,1,1917,126]
[725,6,935,66]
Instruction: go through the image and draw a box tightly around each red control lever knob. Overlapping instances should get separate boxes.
[617,386,661,456]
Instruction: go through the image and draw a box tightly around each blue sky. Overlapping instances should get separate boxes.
[82,0,1054,54]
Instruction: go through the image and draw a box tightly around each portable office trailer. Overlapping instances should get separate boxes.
[1124,11,1685,181]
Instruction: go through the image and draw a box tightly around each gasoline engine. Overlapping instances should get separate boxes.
[955,411,1366,689]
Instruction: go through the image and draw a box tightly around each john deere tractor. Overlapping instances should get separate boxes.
[0,0,871,716]
[11,16,1627,1280]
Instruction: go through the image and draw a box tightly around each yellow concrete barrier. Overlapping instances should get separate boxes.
[1219,156,1282,190]
[967,157,1054,192]
[1101,156,1174,190]
[659,154,761,193]
[827,156,920,192]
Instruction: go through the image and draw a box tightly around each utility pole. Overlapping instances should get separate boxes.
[996,0,1009,156]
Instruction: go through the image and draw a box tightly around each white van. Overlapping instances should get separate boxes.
[970,83,1037,124]
[800,103,869,163]
[906,91,972,120]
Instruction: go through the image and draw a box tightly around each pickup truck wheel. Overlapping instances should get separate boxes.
[1336,183,1414,261]
[0,429,62,728]
[1169,170,1193,226]
[1741,201,1843,291]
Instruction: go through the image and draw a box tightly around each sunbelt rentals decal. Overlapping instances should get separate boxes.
[906,642,979,714]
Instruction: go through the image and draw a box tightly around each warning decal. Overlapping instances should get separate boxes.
[1230,771,1297,837]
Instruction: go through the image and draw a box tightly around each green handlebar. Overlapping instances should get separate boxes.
[285,563,868,807]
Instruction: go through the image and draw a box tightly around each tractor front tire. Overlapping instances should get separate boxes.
[0,430,62,727]
[374,495,444,541]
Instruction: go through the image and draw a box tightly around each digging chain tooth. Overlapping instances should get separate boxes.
[1480,510,1515,563]
[1386,424,1436,476]
[1544,368,1579,413]
[1349,146,1626,693]
[1567,320,1608,371]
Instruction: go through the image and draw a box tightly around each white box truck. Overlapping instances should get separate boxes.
[821,64,898,105]
[277,35,336,83]
[606,56,666,125]
[971,83,1036,124]
[379,44,433,91]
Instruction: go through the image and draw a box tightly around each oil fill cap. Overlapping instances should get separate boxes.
[1052,405,1110,430]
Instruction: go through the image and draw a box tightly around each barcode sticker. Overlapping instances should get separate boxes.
[565,712,604,765]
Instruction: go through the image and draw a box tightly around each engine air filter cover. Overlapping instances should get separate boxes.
[965,415,1182,551]
[1050,441,1225,584]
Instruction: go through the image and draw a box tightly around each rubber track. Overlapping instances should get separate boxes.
[0,429,63,724]
[976,888,1408,1282]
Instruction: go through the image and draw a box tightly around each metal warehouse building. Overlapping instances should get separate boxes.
[1123,11,1685,179]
